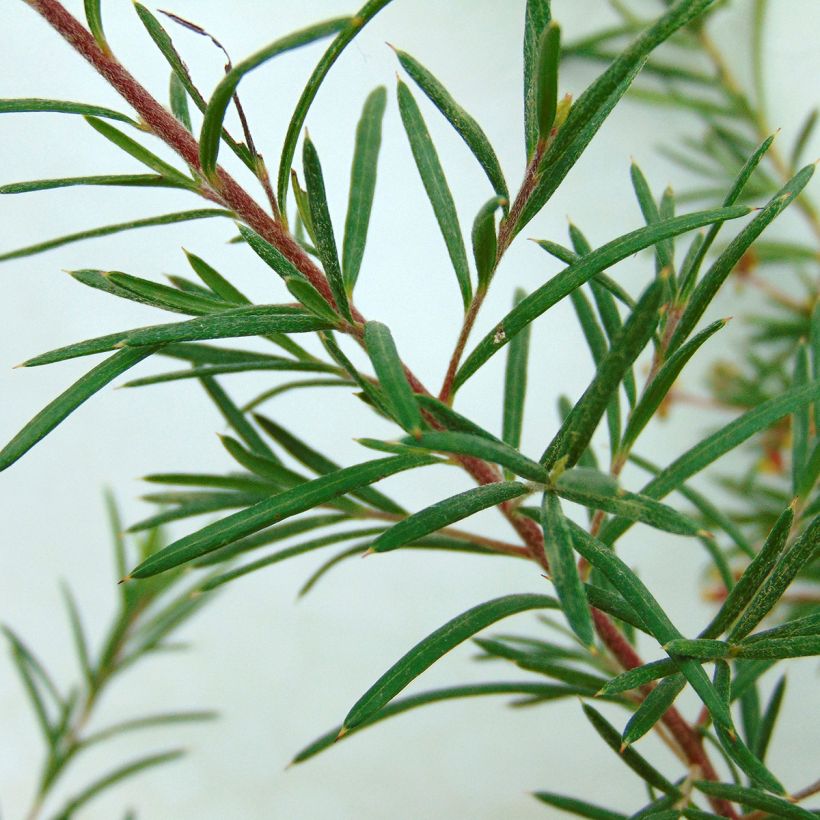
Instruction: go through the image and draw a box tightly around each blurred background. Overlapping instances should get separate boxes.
[1,1,818,817]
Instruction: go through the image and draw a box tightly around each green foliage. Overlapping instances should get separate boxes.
[3,1,817,818]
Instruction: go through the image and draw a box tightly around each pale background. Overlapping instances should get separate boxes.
[1,1,817,818]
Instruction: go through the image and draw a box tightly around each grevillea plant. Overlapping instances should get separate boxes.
[2,0,818,818]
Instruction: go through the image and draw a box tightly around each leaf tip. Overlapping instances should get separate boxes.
[335,726,348,741]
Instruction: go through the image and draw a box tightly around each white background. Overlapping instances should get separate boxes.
[1,1,818,818]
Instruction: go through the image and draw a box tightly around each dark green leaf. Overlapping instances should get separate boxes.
[169,71,192,131]
[729,515,820,641]
[128,455,437,577]
[198,17,349,177]
[0,174,183,195]
[532,792,626,820]
[342,593,560,731]
[523,0,553,158]
[342,86,387,291]
[472,197,505,287]
[406,431,547,482]
[371,482,527,554]
[302,133,351,320]
[701,503,794,638]
[541,277,663,469]
[0,347,157,472]
[536,22,561,142]
[622,673,686,746]
[669,164,815,353]
[394,47,508,201]
[582,703,679,794]
[456,205,747,389]
[502,288,531,460]
[277,1,395,208]
[364,322,423,435]
[397,78,472,308]
[0,98,135,124]
[184,250,249,304]
[0,210,230,263]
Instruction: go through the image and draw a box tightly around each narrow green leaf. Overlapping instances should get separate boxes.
[456,205,747,389]
[791,109,818,168]
[0,209,230,263]
[541,493,595,648]
[536,22,561,143]
[199,375,277,460]
[533,792,626,820]
[127,492,263,533]
[394,47,508,201]
[132,3,254,170]
[198,17,349,177]
[105,271,227,315]
[169,71,192,131]
[406,431,548,482]
[733,635,820,660]
[84,116,192,187]
[741,613,820,644]
[664,638,729,660]
[416,395,503,443]
[79,711,216,749]
[582,703,679,794]
[342,86,387,291]
[711,661,786,794]
[0,347,157,472]
[60,583,93,688]
[681,134,775,297]
[277,1,395,208]
[0,98,136,124]
[128,455,437,577]
[184,250,249,305]
[728,515,820,641]
[253,413,404,514]
[302,133,351,320]
[397,78,472,308]
[341,593,560,731]
[694,780,816,820]
[630,162,673,272]
[568,523,732,730]
[792,344,811,496]
[755,676,785,762]
[199,527,386,592]
[669,165,815,353]
[502,288,531,460]
[56,750,184,818]
[122,305,333,348]
[523,0,553,158]
[622,673,686,746]
[598,658,678,696]
[83,0,107,49]
[4,633,54,742]
[364,322,423,435]
[517,0,721,234]
[0,174,184,195]
[601,383,820,544]
[371,482,527,554]
[541,277,663,469]
[701,503,794,638]
[472,197,505,287]
[123,360,332,388]
[554,468,704,537]
[620,319,727,454]
[292,681,578,765]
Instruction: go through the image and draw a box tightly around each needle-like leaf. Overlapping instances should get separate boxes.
[371,482,527,554]
[128,455,438,577]
[364,322,423,435]
[341,593,560,732]
[456,205,747,389]
[541,492,595,648]
[198,17,349,177]
[342,87,387,292]
[397,78,472,308]
[394,47,508,202]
